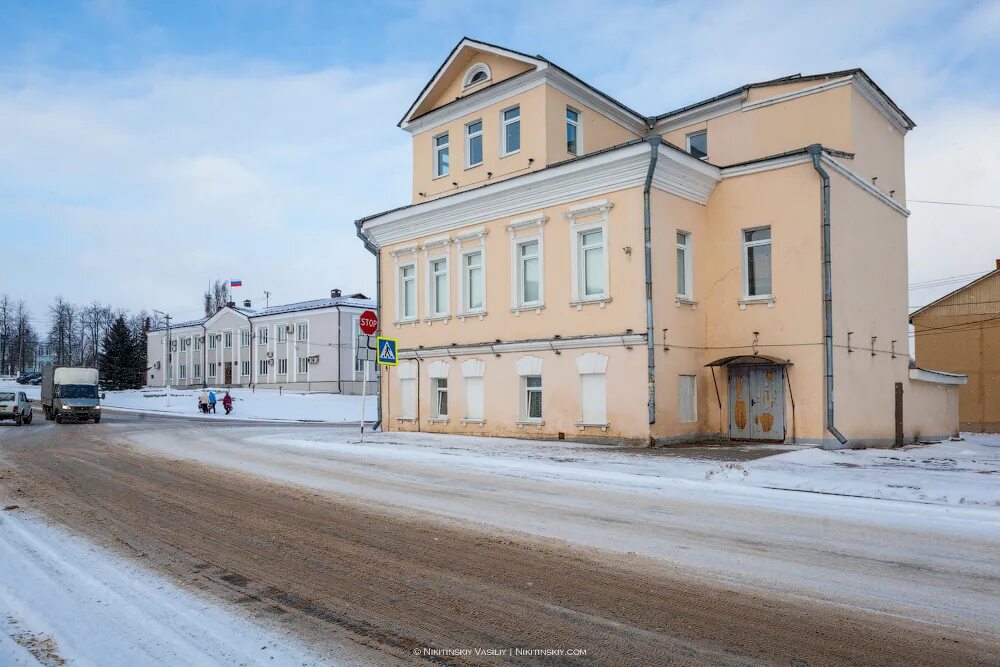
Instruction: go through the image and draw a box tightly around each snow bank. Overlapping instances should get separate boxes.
[0,381,374,423]
[0,510,330,666]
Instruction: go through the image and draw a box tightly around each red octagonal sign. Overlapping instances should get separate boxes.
[359,310,379,335]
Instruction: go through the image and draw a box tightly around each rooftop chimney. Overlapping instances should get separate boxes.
[996,259,1000,270]
[226,301,235,308]
[331,288,342,298]
[243,299,252,308]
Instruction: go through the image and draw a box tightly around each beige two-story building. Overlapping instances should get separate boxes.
[357,38,963,447]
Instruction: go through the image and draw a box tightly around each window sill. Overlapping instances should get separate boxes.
[511,304,544,317]
[499,149,521,159]
[461,418,485,425]
[457,311,487,322]
[675,297,698,310]
[426,417,450,424]
[431,173,449,181]
[739,296,776,310]
[465,162,483,171]
[516,419,544,429]
[423,315,451,325]
[570,296,611,310]
[396,417,418,423]
[394,318,419,327]
[575,421,610,432]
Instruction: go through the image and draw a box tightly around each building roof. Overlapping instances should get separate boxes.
[149,294,374,332]
[909,267,1000,320]
[401,38,915,132]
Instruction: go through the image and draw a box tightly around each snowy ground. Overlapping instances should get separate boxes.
[0,510,345,666]
[0,381,375,423]
[124,423,1000,633]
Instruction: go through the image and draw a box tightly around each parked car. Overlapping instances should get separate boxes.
[16,371,41,385]
[0,391,33,426]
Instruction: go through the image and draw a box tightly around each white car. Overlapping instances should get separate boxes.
[0,390,33,426]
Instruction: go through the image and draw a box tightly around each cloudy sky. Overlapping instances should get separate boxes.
[2,0,998,328]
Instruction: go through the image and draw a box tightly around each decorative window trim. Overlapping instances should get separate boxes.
[516,355,543,376]
[575,352,608,375]
[426,253,450,319]
[427,360,450,379]
[462,63,492,90]
[397,361,418,381]
[567,199,612,304]
[390,244,418,261]
[509,215,546,311]
[460,358,486,378]
[397,262,418,323]
[458,246,486,318]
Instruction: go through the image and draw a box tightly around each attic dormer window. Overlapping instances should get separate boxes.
[462,63,492,89]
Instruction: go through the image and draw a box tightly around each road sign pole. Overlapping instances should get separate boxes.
[359,359,368,443]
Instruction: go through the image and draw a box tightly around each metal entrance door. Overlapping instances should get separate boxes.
[728,365,785,441]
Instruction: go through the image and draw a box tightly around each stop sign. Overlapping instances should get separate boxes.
[359,310,379,335]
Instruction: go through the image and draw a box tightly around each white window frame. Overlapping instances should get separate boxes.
[277,358,288,375]
[179,364,186,381]
[208,362,216,379]
[208,335,217,350]
[742,226,773,300]
[516,356,543,423]
[567,200,612,305]
[352,316,364,375]
[500,105,520,157]
[240,328,250,347]
[276,325,287,344]
[459,247,485,315]
[522,376,542,422]
[686,129,708,159]
[257,327,268,345]
[296,322,308,342]
[465,119,483,169]
[194,336,201,351]
[432,378,448,418]
[679,374,698,423]
[193,363,201,379]
[241,360,250,377]
[676,231,693,300]
[258,359,269,376]
[298,357,309,374]
[462,62,491,89]
[223,331,232,349]
[515,239,542,309]
[180,337,189,352]
[432,131,449,179]
[427,254,450,318]
[398,262,417,322]
[566,106,582,156]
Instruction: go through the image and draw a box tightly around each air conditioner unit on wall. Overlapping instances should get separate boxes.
[153,361,161,369]
[267,358,274,365]
[266,351,274,359]
[285,325,294,334]
[308,355,319,364]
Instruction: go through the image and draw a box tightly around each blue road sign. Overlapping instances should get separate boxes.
[376,336,398,366]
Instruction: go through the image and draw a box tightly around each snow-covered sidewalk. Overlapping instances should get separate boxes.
[0,511,333,666]
[0,381,374,423]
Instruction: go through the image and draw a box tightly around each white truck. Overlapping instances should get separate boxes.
[42,366,102,423]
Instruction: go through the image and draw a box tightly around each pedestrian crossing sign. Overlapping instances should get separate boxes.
[376,336,398,366]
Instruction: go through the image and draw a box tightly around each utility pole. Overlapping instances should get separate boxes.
[264,291,271,308]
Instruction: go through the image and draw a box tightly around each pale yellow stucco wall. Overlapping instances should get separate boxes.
[543,86,640,163]
[904,379,961,439]
[847,87,907,202]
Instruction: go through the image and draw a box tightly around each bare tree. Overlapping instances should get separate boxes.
[0,294,10,374]
[203,280,232,316]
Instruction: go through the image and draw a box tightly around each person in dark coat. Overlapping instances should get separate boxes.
[222,392,233,415]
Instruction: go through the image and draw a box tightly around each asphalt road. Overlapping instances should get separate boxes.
[1,413,998,666]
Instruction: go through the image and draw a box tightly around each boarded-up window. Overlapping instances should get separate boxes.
[679,375,697,423]
[465,377,483,420]
[580,373,607,424]
[401,378,417,419]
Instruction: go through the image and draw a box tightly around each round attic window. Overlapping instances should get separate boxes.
[462,63,491,89]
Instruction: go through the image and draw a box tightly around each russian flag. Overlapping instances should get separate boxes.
[230,279,242,287]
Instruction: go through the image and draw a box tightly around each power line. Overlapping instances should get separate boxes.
[909,199,1000,210]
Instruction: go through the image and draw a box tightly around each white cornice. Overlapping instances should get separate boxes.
[652,92,745,133]
[909,367,967,385]
[720,153,813,178]
[400,334,646,358]
[507,213,547,230]
[853,76,912,133]
[362,143,720,247]
[544,69,647,134]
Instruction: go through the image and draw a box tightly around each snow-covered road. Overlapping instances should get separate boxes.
[123,422,1000,635]
[0,510,342,666]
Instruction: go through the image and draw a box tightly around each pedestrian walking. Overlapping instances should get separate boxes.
[222,392,233,415]
[208,390,217,414]
[198,390,209,414]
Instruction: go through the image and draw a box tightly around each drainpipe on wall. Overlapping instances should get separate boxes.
[355,219,382,431]
[643,135,661,427]
[808,144,848,446]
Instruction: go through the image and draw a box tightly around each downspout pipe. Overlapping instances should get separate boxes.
[643,135,661,426]
[355,219,382,431]
[808,144,848,446]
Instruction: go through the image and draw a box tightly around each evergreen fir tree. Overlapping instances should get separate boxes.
[99,315,145,390]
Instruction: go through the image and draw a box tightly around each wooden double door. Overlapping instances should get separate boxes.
[728,365,786,441]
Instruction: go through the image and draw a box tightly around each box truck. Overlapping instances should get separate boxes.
[42,366,102,423]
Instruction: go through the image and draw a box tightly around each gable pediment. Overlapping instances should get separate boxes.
[401,38,545,127]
